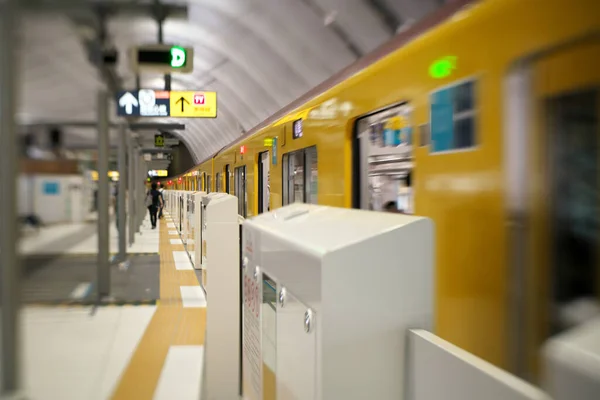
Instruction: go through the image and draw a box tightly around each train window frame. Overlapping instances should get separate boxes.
[428,76,479,155]
[282,145,318,206]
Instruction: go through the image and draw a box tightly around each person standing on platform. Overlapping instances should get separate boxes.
[146,182,163,229]
[158,183,165,219]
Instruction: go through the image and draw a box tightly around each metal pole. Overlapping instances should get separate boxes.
[139,154,145,230]
[127,133,135,246]
[117,124,127,261]
[141,156,147,226]
[0,0,21,394]
[97,90,110,298]
[134,149,141,233]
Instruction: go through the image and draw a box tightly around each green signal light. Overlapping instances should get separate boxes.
[429,56,457,79]
[170,46,186,68]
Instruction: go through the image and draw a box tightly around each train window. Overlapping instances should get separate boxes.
[354,103,414,212]
[225,164,231,194]
[216,172,222,192]
[206,175,212,193]
[282,146,318,206]
[202,172,207,191]
[430,79,477,153]
[258,151,270,213]
[234,166,247,217]
[305,146,318,204]
[547,89,599,334]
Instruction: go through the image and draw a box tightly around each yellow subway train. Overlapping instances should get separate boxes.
[163,0,600,379]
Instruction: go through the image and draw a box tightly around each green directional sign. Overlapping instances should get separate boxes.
[170,46,186,68]
[155,134,165,147]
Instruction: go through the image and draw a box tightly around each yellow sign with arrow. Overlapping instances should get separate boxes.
[169,91,217,118]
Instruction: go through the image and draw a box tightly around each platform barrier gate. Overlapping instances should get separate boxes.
[161,196,599,400]
[230,204,599,400]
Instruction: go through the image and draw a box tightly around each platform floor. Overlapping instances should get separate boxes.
[21,305,156,400]
[21,254,160,304]
[110,212,206,400]
[20,216,159,256]
[7,212,206,400]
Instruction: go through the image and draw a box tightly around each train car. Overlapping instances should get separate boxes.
[168,0,600,379]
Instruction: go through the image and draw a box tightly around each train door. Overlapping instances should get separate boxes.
[225,164,231,193]
[216,172,222,192]
[282,146,318,205]
[353,104,414,212]
[235,166,247,217]
[505,38,600,379]
[206,174,212,194]
[258,151,270,213]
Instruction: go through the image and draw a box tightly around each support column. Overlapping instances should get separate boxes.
[117,124,127,261]
[127,133,135,246]
[97,90,110,298]
[0,0,21,394]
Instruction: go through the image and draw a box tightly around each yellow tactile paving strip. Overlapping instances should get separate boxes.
[111,216,206,400]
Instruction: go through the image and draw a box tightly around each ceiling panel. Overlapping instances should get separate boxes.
[17,0,446,164]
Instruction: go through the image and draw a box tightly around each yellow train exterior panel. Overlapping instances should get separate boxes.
[164,0,600,377]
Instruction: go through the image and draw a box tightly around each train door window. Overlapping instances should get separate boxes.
[547,89,599,335]
[235,166,247,217]
[207,175,212,194]
[354,103,414,212]
[225,164,231,194]
[216,172,222,192]
[258,151,270,213]
[305,146,318,204]
[282,146,318,206]
[197,176,201,192]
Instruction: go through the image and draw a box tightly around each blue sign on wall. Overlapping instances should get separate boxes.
[43,181,60,195]
[272,137,278,165]
[430,87,454,153]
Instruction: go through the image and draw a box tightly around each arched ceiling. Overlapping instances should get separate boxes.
[18,0,445,165]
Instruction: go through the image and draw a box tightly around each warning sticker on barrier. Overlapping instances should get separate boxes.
[242,262,263,400]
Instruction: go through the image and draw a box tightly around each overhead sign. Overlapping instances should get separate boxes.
[155,134,165,147]
[116,89,216,118]
[130,44,194,74]
[148,169,168,177]
[164,138,179,146]
[169,91,217,118]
